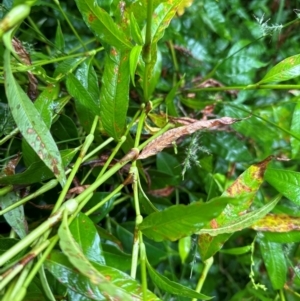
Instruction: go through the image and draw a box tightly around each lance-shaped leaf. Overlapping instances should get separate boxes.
[67,74,99,113]
[198,156,272,260]
[291,102,300,158]
[57,212,161,300]
[139,196,234,242]
[258,236,287,290]
[139,117,238,159]
[4,50,66,187]
[73,58,100,132]
[0,149,77,185]
[58,212,132,300]
[265,168,300,205]
[100,48,130,140]
[151,0,184,44]
[258,54,300,84]
[69,213,105,265]
[146,259,212,300]
[141,1,182,90]
[0,191,28,239]
[75,0,131,50]
[46,251,162,301]
[251,214,300,232]
[198,195,281,236]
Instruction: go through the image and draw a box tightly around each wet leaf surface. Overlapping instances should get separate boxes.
[4,50,66,186]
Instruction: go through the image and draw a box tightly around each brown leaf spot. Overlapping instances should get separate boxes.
[27,128,34,134]
[88,12,97,22]
[111,48,118,56]
[52,164,59,176]
[210,219,218,229]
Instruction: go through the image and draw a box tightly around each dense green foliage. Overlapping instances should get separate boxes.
[1,0,300,300]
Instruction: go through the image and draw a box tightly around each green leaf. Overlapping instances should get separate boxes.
[258,231,300,244]
[55,20,65,52]
[151,0,184,45]
[165,77,185,117]
[53,57,86,80]
[0,238,27,265]
[101,244,131,272]
[202,1,231,40]
[129,45,142,86]
[66,73,99,114]
[46,251,162,301]
[69,213,105,265]
[0,149,77,185]
[290,102,300,158]
[265,168,300,205]
[4,50,66,187]
[83,192,115,224]
[198,195,281,236]
[146,259,212,300]
[100,48,130,140]
[52,115,78,141]
[259,54,300,84]
[219,245,252,255]
[139,196,232,242]
[178,236,191,263]
[58,211,133,301]
[0,191,27,238]
[258,236,287,290]
[116,224,168,266]
[73,58,100,132]
[34,84,60,128]
[0,102,15,136]
[130,12,143,45]
[75,0,132,49]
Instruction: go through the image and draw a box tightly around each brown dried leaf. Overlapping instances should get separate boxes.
[148,186,174,197]
[3,154,21,176]
[138,117,238,159]
[12,38,38,101]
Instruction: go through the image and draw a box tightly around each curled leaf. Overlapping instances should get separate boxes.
[139,117,238,159]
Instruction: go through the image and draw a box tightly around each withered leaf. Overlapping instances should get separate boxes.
[138,117,238,159]
[12,38,38,101]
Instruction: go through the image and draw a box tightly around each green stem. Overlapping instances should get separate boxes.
[85,184,124,216]
[0,180,58,216]
[134,109,147,148]
[130,166,143,278]
[75,148,139,204]
[226,103,300,142]
[168,41,179,85]
[51,133,94,213]
[142,0,153,102]
[0,128,19,146]
[82,137,114,162]
[138,123,174,151]
[0,200,75,266]
[192,257,214,301]
[53,0,87,51]
[280,289,286,301]
[22,237,59,294]
[0,185,13,197]
[185,84,300,93]
[97,136,126,179]
[139,234,147,301]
